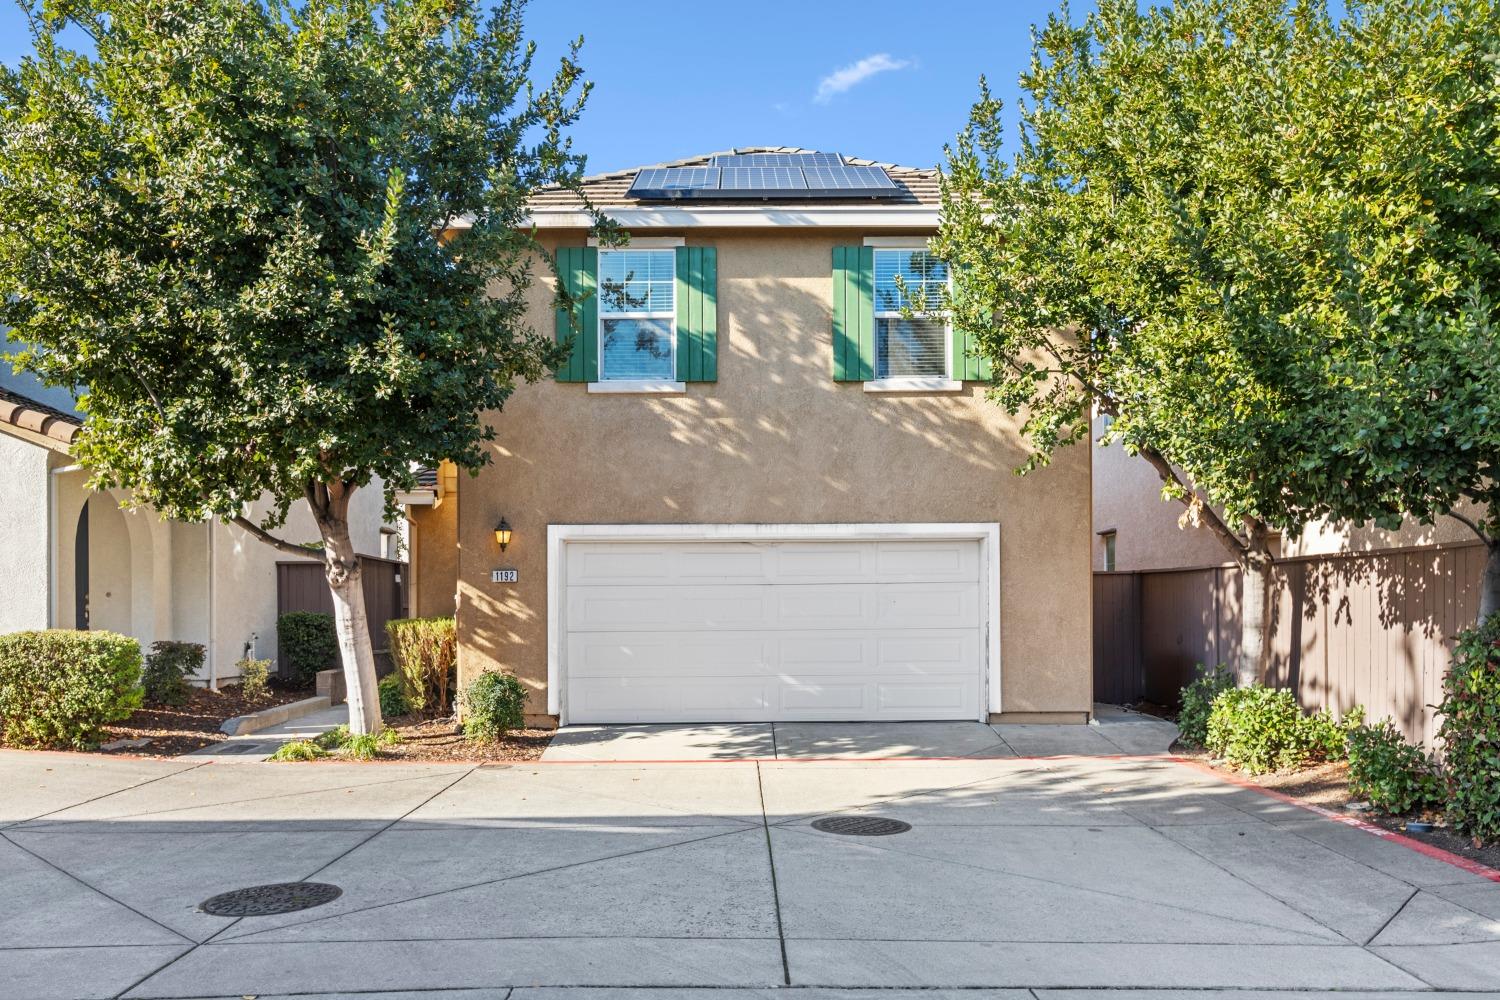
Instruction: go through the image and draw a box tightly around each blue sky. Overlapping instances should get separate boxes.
[0,0,1093,175]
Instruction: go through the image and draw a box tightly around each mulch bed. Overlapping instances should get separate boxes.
[372,714,553,763]
[1174,742,1500,871]
[91,682,309,757]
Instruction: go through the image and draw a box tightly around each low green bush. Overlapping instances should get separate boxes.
[1178,663,1235,748]
[237,657,271,702]
[0,630,143,749]
[269,739,326,761]
[278,611,338,686]
[386,617,456,713]
[314,724,350,751]
[309,722,398,760]
[1346,720,1441,815]
[143,640,203,706]
[378,673,409,718]
[1437,614,1500,845]
[462,671,526,743]
[1205,684,1360,774]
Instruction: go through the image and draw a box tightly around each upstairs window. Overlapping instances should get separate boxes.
[873,248,949,379]
[598,249,675,380]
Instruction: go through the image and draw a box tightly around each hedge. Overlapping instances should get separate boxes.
[278,611,338,685]
[386,616,456,713]
[0,630,143,749]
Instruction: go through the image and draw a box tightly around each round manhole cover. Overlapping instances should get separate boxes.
[811,815,911,837]
[199,882,342,916]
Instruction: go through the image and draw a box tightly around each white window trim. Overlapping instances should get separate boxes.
[587,380,686,394]
[869,244,954,387]
[546,522,1003,725]
[597,247,677,383]
[588,235,685,248]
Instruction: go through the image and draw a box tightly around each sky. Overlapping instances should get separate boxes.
[0,0,1096,175]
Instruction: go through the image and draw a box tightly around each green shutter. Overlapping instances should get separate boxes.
[553,246,598,382]
[832,246,875,381]
[952,323,992,381]
[674,246,717,382]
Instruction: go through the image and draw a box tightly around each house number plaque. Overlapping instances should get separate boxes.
[491,568,519,584]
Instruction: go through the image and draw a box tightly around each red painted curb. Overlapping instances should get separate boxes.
[1172,755,1500,884]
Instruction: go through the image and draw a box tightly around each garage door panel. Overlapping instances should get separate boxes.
[562,537,986,722]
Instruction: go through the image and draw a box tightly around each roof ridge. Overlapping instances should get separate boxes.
[548,148,939,189]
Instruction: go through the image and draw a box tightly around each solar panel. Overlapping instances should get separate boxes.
[710,152,845,168]
[802,164,899,193]
[628,167,720,197]
[719,167,808,191]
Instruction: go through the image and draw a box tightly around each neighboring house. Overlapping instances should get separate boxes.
[407,147,1093,727]
[0,370,390,685]
[1093,414,1483,572]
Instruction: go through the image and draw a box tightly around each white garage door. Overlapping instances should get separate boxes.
[562,536,985,723]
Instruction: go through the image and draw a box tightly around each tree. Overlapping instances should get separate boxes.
[936,0,1500,681]
[0,0,601,732]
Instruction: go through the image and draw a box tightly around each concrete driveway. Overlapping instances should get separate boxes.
[2,722,1498,999]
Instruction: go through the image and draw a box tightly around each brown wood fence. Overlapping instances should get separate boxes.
[276,557,408,680]
[1094,540,1488,746]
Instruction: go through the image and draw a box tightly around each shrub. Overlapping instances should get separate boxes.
[343,729,400,760]
[269,739,326,762]
[1437,614,1500,845]
[462,671,526,743]
[314,724,350,751]
[238,657,271,702]
[386,617,456,713]
[0,630,143,749]
[143,640,204,706]
[1346,720,1441,815]
[1206,684,1360,774]
[1178,663,1235,748]
[278,611,338,686]
[378,673,409,718]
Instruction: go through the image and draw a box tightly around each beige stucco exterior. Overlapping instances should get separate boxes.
[408,463,460,618]
[452,229,1094,725]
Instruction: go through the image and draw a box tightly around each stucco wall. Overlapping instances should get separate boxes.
[1284,502,1485,557]
[455,230,1094,723]
[410,492,459,618]
[1092,417,1236,571]
[0,433,53,632]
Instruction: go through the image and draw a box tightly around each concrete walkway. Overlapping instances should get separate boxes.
[2,727,1498,998]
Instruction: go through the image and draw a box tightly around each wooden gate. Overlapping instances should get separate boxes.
[275,557,408,680]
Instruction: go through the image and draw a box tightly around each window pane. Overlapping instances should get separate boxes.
[876,318,947,378]
[601,317,674,380]
[874,249,948,313]
[599,249,675,315]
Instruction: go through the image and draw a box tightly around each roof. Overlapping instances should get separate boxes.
[529,147,942,212]
[0,385,80,447]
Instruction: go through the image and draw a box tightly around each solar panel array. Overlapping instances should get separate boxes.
[627,153,901,200]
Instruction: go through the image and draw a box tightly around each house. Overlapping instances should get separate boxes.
[408,147,1093,727]
[0,369,392,685]
[1092,414,1484,573]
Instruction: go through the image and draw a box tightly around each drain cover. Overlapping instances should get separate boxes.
[199,882,342,916]
[811,815,911,837]
[212,742,268,755]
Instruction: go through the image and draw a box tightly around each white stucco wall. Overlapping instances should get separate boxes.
[0,433,54,632]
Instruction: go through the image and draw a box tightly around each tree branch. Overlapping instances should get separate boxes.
[1134,445,1249,557]
[1446,507,1492,544]
[232,515,326,561]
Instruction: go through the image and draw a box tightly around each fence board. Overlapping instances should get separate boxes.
[1093,540,1484,746]
[275,557,408,680]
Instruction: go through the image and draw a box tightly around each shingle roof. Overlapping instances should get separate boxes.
[0,385,80,446]
[529,147,942,211]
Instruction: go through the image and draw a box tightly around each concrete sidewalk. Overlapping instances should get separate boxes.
[1,744,1496,999]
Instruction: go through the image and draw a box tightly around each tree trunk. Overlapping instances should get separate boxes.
[312,484,382,735]
[1480,539,1500,624]
[1237,521,1275,687]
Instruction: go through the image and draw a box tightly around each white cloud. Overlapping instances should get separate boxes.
[814,53,913,104]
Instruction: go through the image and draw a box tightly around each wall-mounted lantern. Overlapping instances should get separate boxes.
[494,517,513,552]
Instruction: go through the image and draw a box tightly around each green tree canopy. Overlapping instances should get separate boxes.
[0,0,601,730]
[937,0,1500,673]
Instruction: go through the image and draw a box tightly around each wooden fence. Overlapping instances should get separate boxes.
[275,557,408,680]
[1093,540,1488,746]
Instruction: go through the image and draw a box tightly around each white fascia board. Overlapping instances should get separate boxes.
[527,205,941,230]
[587,235,684,248]
[394,490,437,506]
